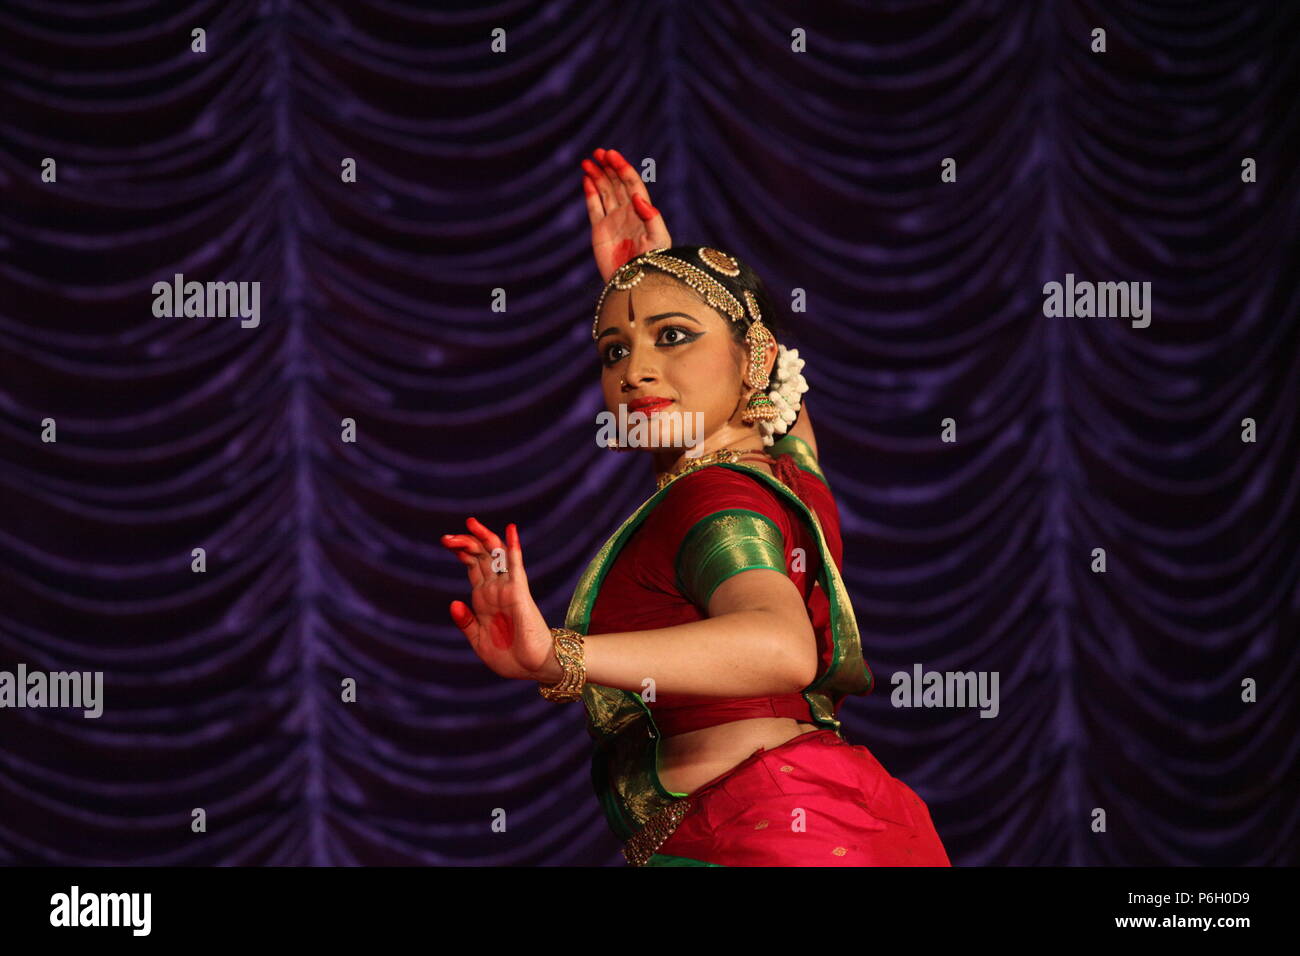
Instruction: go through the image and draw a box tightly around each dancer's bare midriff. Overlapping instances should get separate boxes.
[656,717,823,795]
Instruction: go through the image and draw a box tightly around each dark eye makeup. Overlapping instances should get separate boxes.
[600,325,700,366]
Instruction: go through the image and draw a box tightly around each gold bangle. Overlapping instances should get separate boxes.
[539,627,586,702]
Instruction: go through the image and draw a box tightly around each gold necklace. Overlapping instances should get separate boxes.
[655,446,768,491]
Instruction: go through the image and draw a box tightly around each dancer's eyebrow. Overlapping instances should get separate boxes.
[595,312,702,340]
[644,312,702,326]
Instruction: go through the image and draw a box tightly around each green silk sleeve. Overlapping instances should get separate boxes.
[675,508,787,609]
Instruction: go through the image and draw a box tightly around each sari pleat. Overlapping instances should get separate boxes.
[646,729,952,867]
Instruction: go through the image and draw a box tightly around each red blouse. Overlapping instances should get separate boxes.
[585,447,845,737]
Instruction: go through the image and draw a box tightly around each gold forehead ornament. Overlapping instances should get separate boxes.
[592,246,759,339]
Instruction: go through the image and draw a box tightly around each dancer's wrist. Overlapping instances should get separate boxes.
[536,628,587,702]
[534,641,564,684]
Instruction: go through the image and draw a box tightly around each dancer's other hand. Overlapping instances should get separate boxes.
[581,147,672,283]
[441,518,557,682]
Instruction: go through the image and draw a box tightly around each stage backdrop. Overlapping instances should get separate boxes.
[0,0,1296,865]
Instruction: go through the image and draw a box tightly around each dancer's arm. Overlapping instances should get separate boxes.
[786,399,819,460]
[571,567,820,696]
[441,517,818,695]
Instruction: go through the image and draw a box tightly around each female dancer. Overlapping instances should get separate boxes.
[439,148,951,867]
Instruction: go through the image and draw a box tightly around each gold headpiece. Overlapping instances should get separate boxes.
[592,246,758,339]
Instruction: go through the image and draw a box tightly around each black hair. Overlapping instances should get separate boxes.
[645,245,787,346]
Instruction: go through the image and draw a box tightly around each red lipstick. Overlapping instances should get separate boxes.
[628,397,672,413]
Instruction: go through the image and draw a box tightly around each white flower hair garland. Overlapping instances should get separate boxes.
[757,344,808,446]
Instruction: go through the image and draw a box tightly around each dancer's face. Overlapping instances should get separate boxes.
[594,275,750,452]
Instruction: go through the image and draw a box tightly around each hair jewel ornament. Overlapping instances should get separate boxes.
[592,246,745,339]
[698,246,740,276]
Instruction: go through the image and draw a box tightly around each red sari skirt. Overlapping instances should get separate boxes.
[645,729,952,866]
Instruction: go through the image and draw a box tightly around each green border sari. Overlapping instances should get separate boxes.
[564,436,874,842]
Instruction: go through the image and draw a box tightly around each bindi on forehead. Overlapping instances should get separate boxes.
[614,276,702,332]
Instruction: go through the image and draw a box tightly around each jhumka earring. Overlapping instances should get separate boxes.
[739,290,779,425]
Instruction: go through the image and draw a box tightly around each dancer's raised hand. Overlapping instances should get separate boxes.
[441,518,556,682]
[581,147,672,283]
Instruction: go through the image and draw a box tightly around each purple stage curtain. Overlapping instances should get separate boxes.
[0,0,1296,865]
